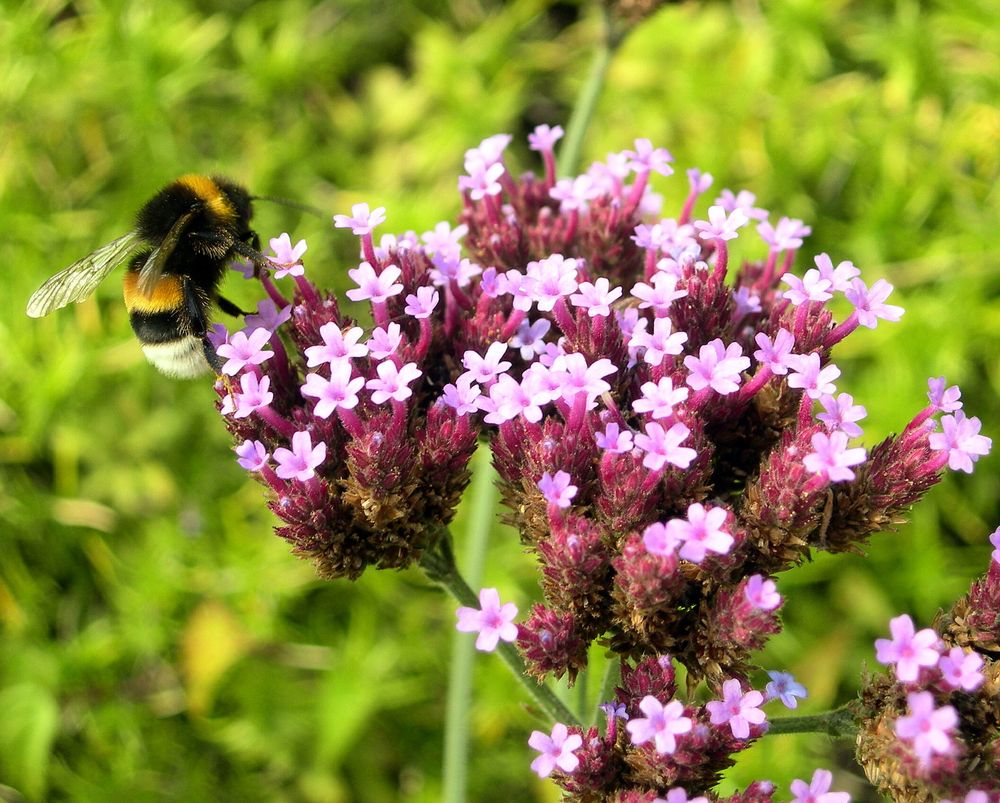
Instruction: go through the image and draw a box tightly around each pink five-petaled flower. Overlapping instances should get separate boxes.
[595,422,634,454]
[460,158,505,200]
[928,411,992,473]
[706,679,766,739]
[217,327,274,376]
[633,377,689,420]
[802,430,866,483]
[684,339,751,395]
[744,574,781,610]
[570,277,623,317]
[301,363,365,419]
[528,722,582,778]
[333,202,387,235]
[234,439,268,472]
[659,789,709,803]
[225,372,273,419]
[455,587,518,652]
[765,671,808,709]
[538,470,577,509]
[817,393,867,438]
[814,253,860,292]
[273,430,326,482]
[634,421,697,471]
[625,138,674,176]
[894,691,958,764]
[366,360,422,405]
[629,317,689,367]
[462,342,512,386]
[631,272,688,312]
[668,503,733,563]
[789,769,850,803]
[694,205,748,241]
[527,123,564,153]
[642,522,681,557]
[346,261,403,304]
[625,695,692,754]
[758,216,811,251]
[874,614,941,682]
[266,232,307,278]
[440,374,481,416]
[753,329,795,375]
[304,322,369,367]
[404,285,439,318]
[937,646,984,692]
[991,526,1000,564]
[781,269,833,305]
[927,377,962,413]
[716,188,768,221]
[785,353,841,400]
[845,277,904,328]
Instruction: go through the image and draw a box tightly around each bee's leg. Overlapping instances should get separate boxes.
[232,236,269,277]
[217,294,251,317]
[182,276,224,375]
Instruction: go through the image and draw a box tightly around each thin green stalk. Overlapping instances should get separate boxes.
[768,705,858,739]
[442,445,497,803]
[421,531,581,728]
[590,656,621,726]
[556,8,620,178]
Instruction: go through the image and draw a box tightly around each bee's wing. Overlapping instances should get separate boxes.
[137,208,197,297]
[26,231,144,318]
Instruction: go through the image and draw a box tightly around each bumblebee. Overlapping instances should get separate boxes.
[27,174,268,378]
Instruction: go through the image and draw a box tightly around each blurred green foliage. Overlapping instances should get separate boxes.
[1,0,998,800]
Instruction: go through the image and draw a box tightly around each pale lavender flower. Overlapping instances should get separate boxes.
[217,327,274,376]
[346,261,403,304]
[786,353,841,399]
[538,470,577,509]
[625,695,692,754]
[927,377,962,413]
[684,339,751,395]
[874,614,941,682]
[802,431,866,483]
[817,393,867,438]
[333,202,386,235]
[706,679,766,739]
[304,322,368,367]
[813,253,860,293]
[781,269,833,305]
[301,363,365,418]
[510,318,551,360]
[550,175,600,213]
[528,723,582,778]
[937,646,984,692]
[625,138,674,176]
[928,411,992,473]
[595,422,634,454]
[631,272,688,312]
[367,322,403,360]
[629,317,689,367]
[715,189,768,221]
[765,671,808,709]
[244,299,292,333]
[404,286,440,318]
[439,374,482,417]
[845,278,904,328]
[528,123,564,152]
[753,329,795,375]
[456,587,518,652]
[462,342,512,386]
[894,691,958,764]
[694,205,749,241]
[266,232,307,278]
[635,421,697,471]
[633,377,689,419]
[642,522,681,557]
[669,503,733,563]
[235,440,269,472]
[789,769,850,803]
[744,574,781,610]
[273,430,326,482]
[758,217,811,251]
[570,277,623,317]
[366,360,421,404]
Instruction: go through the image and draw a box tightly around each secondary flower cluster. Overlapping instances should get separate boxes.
[855,528,1000,799]
[526,654,847,801]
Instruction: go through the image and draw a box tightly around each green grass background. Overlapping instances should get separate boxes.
[1,0,998,800]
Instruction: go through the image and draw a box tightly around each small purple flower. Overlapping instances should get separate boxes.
[528,123,564,153]
[625,138,674,176]
[266,233,307,278]
[217,327,274,376]
[765,671,808,709]
[273,430,326,482]
[625,695,692,754]
[991,526,1000,564]
[817,393,867,438]
[687,167,713,193]
[684,339,751,395]
[599,701,628,722]
[629,317,689,367]
[421,220,467,258]
[928,411,992,473]
[538,470,577,509]
[570,277,623,317]
[595,422,634,454]
[782,269,833,305]
[659,789,709,803]
[227,372,273,419]
[550,175,600,213]
[874,614,941,682]
[642,522,681,557]
[633,377,689,419]
[235,439,269,472]
[715,189,768,221]
[744,574,781,610]
[304,322,369,367]
[346,262,403,304]
[894,691,958,764]
[551,353,616,407]
[937,646,984,692]
[466,133,511,166]
[528,722,582,778]
[460,158,505,200]
[333,202,387,235]
[301,363,365,418]
[367,322,403,360]
[528,254,580,312]
[753,329,795,375]
[670,503,733,564]
[758,216,811,251]
[706,679,766,739]
[631,272,688,312]
[789,769,850,803]
[845,277,904,328]
[694,205,748,241]
[786,353,841,400]
[927,377,962,413]
[244,299,292,333]
[440,374,481,416]
[814,253,860,293]
[510,318,551,360]
[366,360,422,404]
[404,285,440,318]
[455,587,518,652]
[802,430,866,483]
[634,421,697,471]
[462,342,512,386]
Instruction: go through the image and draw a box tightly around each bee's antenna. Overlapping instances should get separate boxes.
[251,194,326,219]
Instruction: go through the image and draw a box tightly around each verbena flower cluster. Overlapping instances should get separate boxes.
[212,126,994,798]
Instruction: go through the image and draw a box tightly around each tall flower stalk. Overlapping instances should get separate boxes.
[210,123,995,799]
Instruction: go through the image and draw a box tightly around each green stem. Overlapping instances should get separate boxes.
[556,8,618,178]
[421,530,581,729]
[768,705,858,739]
[590,657,621,726]
[442,446,496,803]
